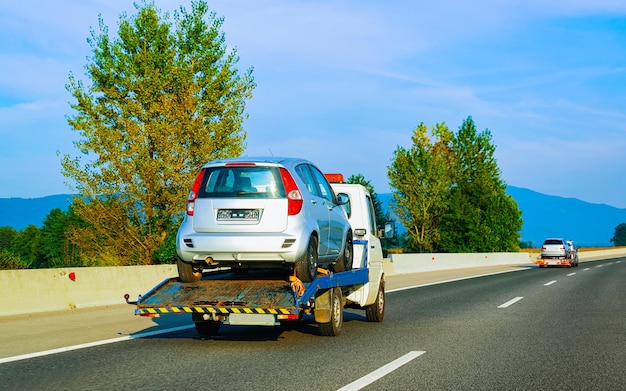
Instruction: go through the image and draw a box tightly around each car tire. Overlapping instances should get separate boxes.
[177,258,203,283]
[365,279,385,322]
[318,288,343,336]
[295,236,318,283]
[334,231,353,272]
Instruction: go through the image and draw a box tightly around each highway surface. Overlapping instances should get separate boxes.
[1,258,624,390]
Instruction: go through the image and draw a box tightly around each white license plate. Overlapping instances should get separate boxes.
[228,313,277,326]
[217,209,260,221]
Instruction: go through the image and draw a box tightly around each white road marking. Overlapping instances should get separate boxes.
[337,351,426,391]
[498,297,524,308]
[583,268,590,271]
[544,280,557,286]
[0,325,194,364]
[567,273,576,276]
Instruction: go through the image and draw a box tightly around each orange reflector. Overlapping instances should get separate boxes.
[324,173,344,183]
[277,314,299,320]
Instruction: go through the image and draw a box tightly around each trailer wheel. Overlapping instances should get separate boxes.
[295,236,318,282]
[334,231,353,272]
[177,258,202,283]
[319,288,343,336]
[365,279,385,322]
[194,320,221,336]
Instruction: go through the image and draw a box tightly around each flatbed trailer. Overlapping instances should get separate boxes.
[535,251,579,268]
[535,256,574,267]
[134,240,385,336]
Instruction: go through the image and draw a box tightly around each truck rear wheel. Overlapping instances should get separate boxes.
[365,279,385,322]
[319,288,343,336]
[177,258,203,283]
[334,231,353,272]
[295,236,318,282]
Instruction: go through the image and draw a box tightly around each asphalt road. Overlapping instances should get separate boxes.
[0,259,624,390]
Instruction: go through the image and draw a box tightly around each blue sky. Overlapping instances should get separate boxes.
[1,1,625,208]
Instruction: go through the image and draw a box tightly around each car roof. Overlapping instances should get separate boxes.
[203,156,310,167]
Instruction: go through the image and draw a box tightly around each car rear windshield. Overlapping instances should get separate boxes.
[543,239,563,245]
[198,165,286,199]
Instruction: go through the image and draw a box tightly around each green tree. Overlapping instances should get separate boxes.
[440,117,521,252]
[388,122,454,252]
[388,117,522,253]
[62,1,255,265]
[0,226,18,251]
[10,225,43,268]
[0,249,29,270]
[610,222,626,246]
[39,206,86,268]
[441,117,522,252]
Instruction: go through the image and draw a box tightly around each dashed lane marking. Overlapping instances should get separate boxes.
[337,351,426,391]
[498,297,524,308]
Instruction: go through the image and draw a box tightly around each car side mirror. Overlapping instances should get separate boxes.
[336,193,349,206]
[378,222,395,239]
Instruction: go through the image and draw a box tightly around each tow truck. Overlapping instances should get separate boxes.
[132,175,392,336]
[536,238,579,268]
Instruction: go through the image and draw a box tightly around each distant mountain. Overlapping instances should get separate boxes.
[505,186,626,247]
[378,187,626,247]
[1,187,625,247]
[0,195,74,230]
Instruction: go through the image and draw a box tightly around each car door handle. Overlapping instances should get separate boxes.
[310,200,317,205]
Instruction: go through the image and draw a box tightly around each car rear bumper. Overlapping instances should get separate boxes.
[176,231,307,265]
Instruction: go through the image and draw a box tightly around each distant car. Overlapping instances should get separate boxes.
[540,238,568,259]
[176,157,353,283]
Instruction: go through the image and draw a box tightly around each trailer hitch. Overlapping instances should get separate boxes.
[124,293,142,305]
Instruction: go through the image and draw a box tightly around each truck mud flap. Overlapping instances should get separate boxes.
[314,289,332,323]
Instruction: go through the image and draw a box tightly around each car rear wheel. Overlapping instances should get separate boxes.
[334,231,353,272]
[295,236,318,282]
[177,258,203,283]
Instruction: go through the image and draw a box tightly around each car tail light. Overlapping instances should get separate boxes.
[186,168,206,216]
[279,167,303,215]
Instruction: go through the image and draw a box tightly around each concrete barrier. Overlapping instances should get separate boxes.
[577,248,626,262]
[386,252,534,275]
[1,249,624,317]
[0,265,177,317]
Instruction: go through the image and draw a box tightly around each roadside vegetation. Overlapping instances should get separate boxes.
[388,118,522,253]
